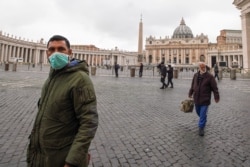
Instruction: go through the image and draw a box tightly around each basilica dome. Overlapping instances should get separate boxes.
[172,18,193,39]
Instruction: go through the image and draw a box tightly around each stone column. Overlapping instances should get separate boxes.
[241,13,250,69]
[17,47,20,58]
[0,44,4,62]
[21,47,24,62]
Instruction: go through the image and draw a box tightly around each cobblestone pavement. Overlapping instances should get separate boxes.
[0,69,250,167]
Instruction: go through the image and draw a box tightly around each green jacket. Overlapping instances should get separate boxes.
[27,60,98,167]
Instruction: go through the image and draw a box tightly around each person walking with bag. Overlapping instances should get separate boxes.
[188,62,220,136]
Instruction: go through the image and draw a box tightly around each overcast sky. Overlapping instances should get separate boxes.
[0,0,241,51]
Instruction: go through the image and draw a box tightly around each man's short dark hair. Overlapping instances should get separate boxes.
[47,35,71,49]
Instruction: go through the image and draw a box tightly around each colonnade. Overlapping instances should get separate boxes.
[0,43,46,64]
[210,54,243,68]
[0,32,137,67]
[72,51,136,67]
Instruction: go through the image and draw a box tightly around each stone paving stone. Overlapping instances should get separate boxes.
[1,69,250,166]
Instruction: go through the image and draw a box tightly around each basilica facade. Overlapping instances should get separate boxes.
[144,18,243,68]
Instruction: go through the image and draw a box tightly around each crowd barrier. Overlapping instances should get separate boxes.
[1,64,250,79]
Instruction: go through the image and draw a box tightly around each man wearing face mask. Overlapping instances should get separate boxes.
[188,62,219,136]
[27,35,98,167]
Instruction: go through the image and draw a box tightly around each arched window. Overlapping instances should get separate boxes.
[200,55,205,62]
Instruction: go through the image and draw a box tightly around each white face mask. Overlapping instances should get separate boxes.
[49,52,69,70]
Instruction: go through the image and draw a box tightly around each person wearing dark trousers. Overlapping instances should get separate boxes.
[114,62,120,77]
[188,62,220,136]
[166,64,174,88]
[160,62,167,89]
[139,63,143,77]
[213,63,219,80]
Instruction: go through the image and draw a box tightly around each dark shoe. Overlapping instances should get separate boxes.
[170,86,173,88]
[160,87,164,89]
[199,128,204,136]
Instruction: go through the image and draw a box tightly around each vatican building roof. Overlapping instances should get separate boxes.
[172,18,194,39]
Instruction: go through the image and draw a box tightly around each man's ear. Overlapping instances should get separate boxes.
[68,49,73,59]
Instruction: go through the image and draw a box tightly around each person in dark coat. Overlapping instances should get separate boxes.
[139,63,143,77]
[188,62,220,136]
[166,64,174,88]
[159,62,167,89]
[26,35,98,167]
[114,62,120,77]
[213,63,219,80]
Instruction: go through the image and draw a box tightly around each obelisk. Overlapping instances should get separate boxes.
[138,15,143,64]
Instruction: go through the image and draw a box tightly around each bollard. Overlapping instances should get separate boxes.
[230,68,236,80]
[91,67,96,76]
[130,68,135,77]
[5,63,9,71]
[173,69,178,79]
[12,63,17,72]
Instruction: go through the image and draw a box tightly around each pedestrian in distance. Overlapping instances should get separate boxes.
[166,64,174,88]
[139,63,143,77]
[159,61,167,89]
[26,35,99,167]
[114,62,120,77]
[188,62,220,136]
[213,62,220,80]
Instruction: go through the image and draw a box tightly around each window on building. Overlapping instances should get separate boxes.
[200,55,205,62]
[149,55,152,64]
[220,56,224,61]
[162,54,165,62]
[162,57,165,63]
[173,57,177,64]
